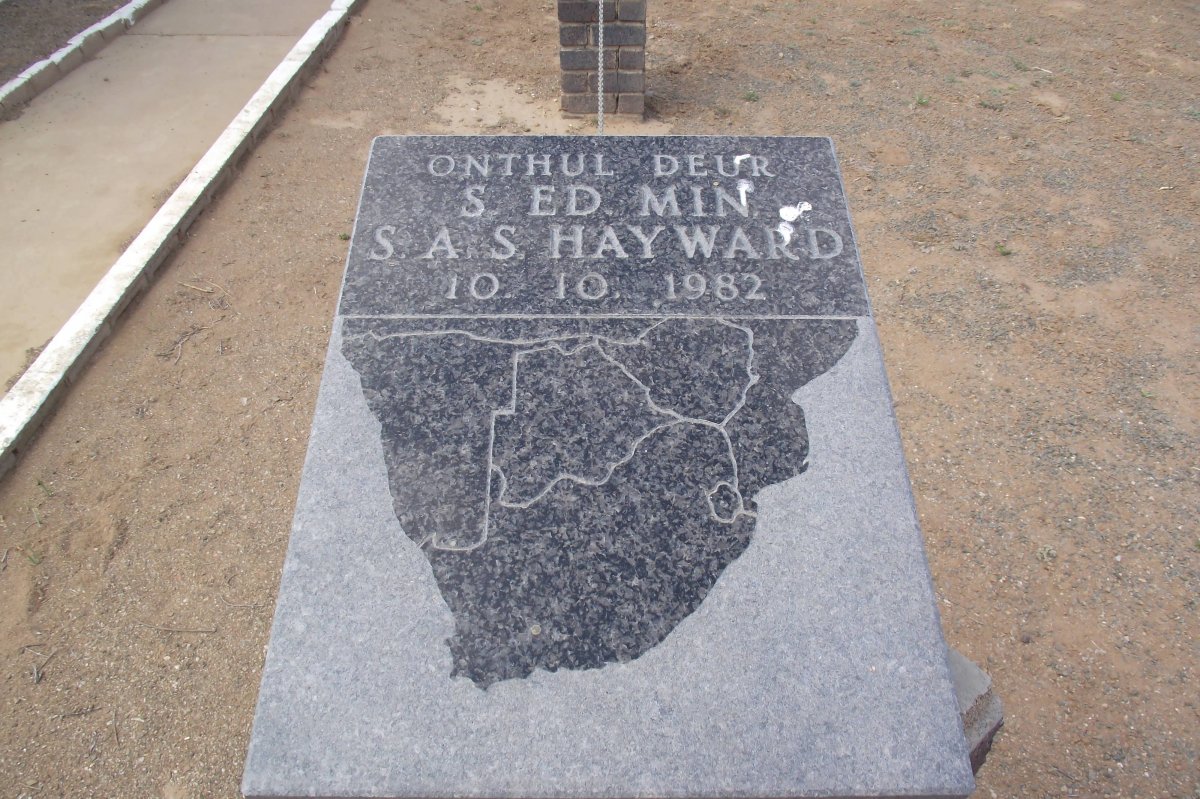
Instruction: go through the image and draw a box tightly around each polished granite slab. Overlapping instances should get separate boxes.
[243,136,974,799]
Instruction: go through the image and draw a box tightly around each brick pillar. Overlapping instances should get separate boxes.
[558,0,645,118]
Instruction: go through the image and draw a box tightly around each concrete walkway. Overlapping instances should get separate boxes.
[0,0,333,384]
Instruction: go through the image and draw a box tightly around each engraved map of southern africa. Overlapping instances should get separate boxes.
[342,316,857,687]
[331,135,869,688]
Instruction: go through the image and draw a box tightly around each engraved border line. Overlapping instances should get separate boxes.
[353,317,762,551]
[594,319,760,524]
[495,334,683,511]
[362,328,598,552]
[361,327,656,549]
[497,322,761,525]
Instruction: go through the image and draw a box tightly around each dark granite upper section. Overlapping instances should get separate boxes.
[340,136,869,318]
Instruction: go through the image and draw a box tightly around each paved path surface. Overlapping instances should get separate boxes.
[0,0,333,384]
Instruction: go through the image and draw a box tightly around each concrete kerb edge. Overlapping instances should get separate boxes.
[0,0,367,481]
[0,0,165,115]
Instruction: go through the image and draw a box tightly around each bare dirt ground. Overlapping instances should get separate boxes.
[0,0,121,85]
[0,0,1197,796]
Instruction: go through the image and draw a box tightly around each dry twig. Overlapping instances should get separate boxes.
[51,704,98,720]
[135,622,217,634]
[31,649,56,684]
[158,325,211,365]
[178,281,215,294]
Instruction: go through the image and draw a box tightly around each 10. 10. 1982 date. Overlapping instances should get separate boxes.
[443,271,768,303]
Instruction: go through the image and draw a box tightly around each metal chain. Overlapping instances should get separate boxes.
[596,0,605,134]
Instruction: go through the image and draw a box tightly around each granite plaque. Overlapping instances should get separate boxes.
[243,136,975,799]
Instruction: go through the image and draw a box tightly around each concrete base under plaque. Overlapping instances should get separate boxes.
[243,135,975,798]
[949,648,1004,774]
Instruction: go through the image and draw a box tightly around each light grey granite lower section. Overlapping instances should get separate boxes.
[243,317,974,799]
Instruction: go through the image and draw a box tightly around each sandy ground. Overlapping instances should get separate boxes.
[0,0,121,86]
[0,0,1198,796]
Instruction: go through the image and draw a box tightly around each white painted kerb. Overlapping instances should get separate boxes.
[0,0,366,479]
[0,0,166,117]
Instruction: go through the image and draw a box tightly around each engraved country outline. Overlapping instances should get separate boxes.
[359,317,761,552]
